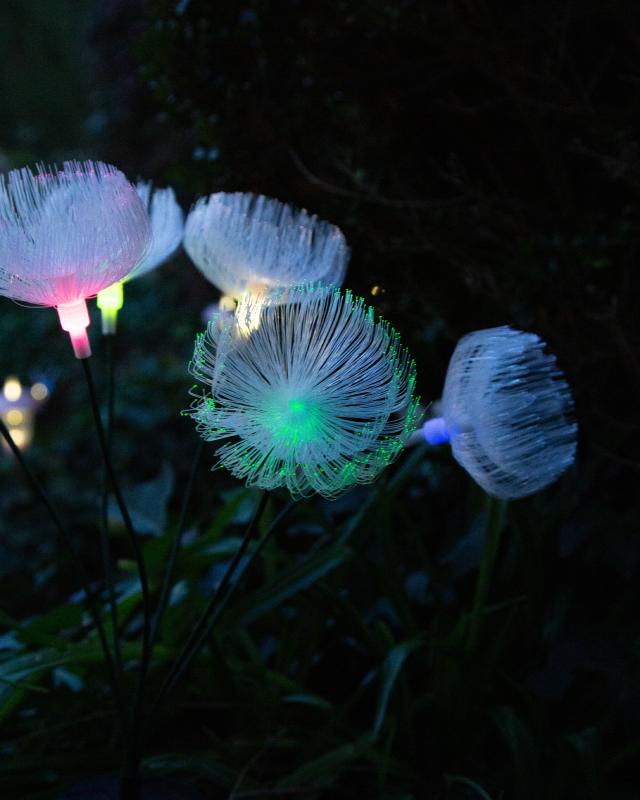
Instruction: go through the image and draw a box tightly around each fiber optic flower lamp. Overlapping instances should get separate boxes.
[183,192,349,331]
[421,326,577,499]
[97,181,184,334]
[0,161,150,358]
[189,283,420,499]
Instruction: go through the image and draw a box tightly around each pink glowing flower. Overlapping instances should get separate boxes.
[0,161,150,357]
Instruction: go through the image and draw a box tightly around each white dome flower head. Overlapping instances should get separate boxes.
[131,181,184,280]
[189,284,420,499]
[183,192,349,307]
[97,181,184,334]
[0,160,150,358]
[422,326,577,499]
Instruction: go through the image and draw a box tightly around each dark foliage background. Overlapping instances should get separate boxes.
[1,1,639,798]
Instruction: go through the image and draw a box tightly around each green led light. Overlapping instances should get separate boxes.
[97,281,124,335]
[97,281,124,312]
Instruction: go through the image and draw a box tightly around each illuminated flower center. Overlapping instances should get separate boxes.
[265,397,324,449]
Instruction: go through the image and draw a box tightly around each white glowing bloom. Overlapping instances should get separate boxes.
[127,181,184,281]
[0,161,149,307]
[183,192,349,301]
[189,284,419,499]
[422,326,577,499]
[0,161,149,357]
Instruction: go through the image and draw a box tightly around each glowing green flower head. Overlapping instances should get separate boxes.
[189,284,420,499]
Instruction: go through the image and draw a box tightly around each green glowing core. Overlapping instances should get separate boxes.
[97,281,125,335]
[268,397,323,447]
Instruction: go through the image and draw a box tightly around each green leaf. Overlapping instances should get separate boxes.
[16,603,84,647]
[0,641,168,721]
[0,673,48,693]
[278,736,372,787]
[108,461,174,535]
[283,692,334,710]
[224,545,353,629]
[0,610,20,631]
[209,488,258,532]
[492,706,541,800]
[145,752,258,791]
[372,636,424,737]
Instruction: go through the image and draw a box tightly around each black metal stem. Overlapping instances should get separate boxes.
[100,333,123,678]
[80,358,152,796]
[153,490,275,711]
[172,496,296,679]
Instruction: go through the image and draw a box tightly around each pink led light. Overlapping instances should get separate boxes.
[56,299,91,359]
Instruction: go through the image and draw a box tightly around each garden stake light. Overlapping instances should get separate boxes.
[154,283,421,710]
[184,192,349,325]
[97,181,184,335]
[416,326,578,658]
[421,326,577,499]
[0,161,150,358]
[0,160,156,799]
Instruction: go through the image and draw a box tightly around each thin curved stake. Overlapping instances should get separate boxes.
[100,333,122,679]
[81,358,151,784]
